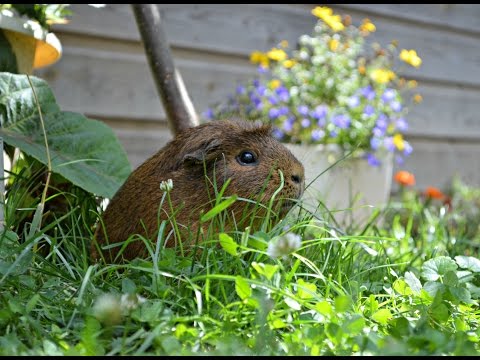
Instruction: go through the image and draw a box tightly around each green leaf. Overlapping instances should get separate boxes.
[455,255,480,273]
[421,256,458,281]
[235,276,251,300]
[393,279,412,296]
[371,308,392,326]
[284,296,301,311]
[443,270,458,286]
[219,233,238,256]
[449,287,472,304]
[343,315,365,335]
[251,262,278,281]
[404,271,422,294]
[200,195,237,222]
[315,300,333,317]
[0,73,131,198]
[334,295,352,313]
[296,279,317,299]
[0,31,18,73]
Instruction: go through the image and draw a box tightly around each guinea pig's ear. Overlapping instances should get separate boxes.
[182,138,223,166]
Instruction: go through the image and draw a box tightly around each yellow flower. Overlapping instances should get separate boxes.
[413,94,423,103]
[400,49,422,68]
[370,68,396,84]
[358,65,366,75]
[269,79,281,89]
[280,40,289,48]
[359,18,376,34]
[329,39,339,51]
[408,80,418,88]
[393,134,405,151]
[311,6,333,19]
[250,51,269,67]
[283,59,296,68]
[311,6,345,32]
[267,48,287,61]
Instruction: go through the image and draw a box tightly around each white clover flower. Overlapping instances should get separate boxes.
[159,179,173,192]
[120,293,146,311]
[92,293,122,326]
[267,232,302,259]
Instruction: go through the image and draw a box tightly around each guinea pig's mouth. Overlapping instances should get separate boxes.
[278,199,300,214]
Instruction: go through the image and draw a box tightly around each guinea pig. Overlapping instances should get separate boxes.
[91,119,305,262]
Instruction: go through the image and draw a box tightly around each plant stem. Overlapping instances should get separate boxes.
[131,4,199,136]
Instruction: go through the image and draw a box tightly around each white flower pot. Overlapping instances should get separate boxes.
[286,143,393,225]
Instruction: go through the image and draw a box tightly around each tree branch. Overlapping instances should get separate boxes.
[131,4,199,135]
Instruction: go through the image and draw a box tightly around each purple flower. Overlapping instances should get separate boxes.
[403,141,413,156]
[251,97,263,110]
[311,105,328,120]
[361,85,375,101]
[301,118,311,128]
[256,85,267,97]
[390,101,402,112]
[395,117,408,132]
[363,104,375,116]
[272,128,284,140]
[384,137,395,152]
[276,86,290,102]
[297,105,309,116]
[396,155,405,165]
[381,88,396,102]
[257,65,269,74]
[373,126,385,137]
[311,129,325,141]
[330,129,338,138]
[253,79,260,87]
[376,114,388,130]
[202,108,214,120]
[366,153,381,167]
[236,85,246,95]
[348,96,360,108]
[268,96,279,105]
[283,118,294,132]
[370,137,382,150]
[332,114,351,129]
[269,108,280,119]
[278,106,290,116]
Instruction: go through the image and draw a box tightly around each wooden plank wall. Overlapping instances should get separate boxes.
[35,4,480,192]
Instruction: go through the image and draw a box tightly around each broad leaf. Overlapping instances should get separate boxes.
[455,255,480,273]
[0,73,131,198]
[421,256,457,281]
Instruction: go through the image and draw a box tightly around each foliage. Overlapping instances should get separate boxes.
[1,168,480,356]
[0,72,131,198]
[204,6,423,167]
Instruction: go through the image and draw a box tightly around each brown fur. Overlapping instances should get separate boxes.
[91,119,305,262]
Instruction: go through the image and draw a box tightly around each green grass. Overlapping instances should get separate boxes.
[1,168,480,356]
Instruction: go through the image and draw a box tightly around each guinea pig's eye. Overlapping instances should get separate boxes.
[237,150,258,166]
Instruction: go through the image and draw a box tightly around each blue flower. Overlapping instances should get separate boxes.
[283,118,294,132]
[311,129,325,141]
[311,104,328,120]
[256,85,267,97]
[384,137,395,152]
[390,100,402,112]
[272,128,284,140]
[276,86,290,102]
[395,117,408,132]
[297,105,309,116]
[202,108,214,120]
[376,114,388,130]
[257,65,269,74]
[236,85,246,95]
[381,88,396,102]
[403,141,413,156]
[361,85,375,101]
[366,153,381,167]
[332,114,351,129]
[279,106,290,116]
[363,104,375,116]
[347,96,360,108]
[268,96,279,105]
[269,108,280,119]
[301,118,311,128]
[373,126,385,137]
[370,137,382,150]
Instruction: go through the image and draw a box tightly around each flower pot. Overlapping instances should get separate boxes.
[286,143,393,224]
[0,12,62,74]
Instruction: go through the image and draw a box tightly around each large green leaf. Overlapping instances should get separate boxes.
[0,72,132,198]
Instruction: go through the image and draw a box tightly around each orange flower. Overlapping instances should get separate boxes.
[424,186,445,200]
[394,170,415,187]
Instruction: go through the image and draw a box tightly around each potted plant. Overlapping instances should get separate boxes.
[0,4,70,74]
[203,6,423,223]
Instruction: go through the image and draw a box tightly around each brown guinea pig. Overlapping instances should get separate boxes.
[91,119,305,262]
